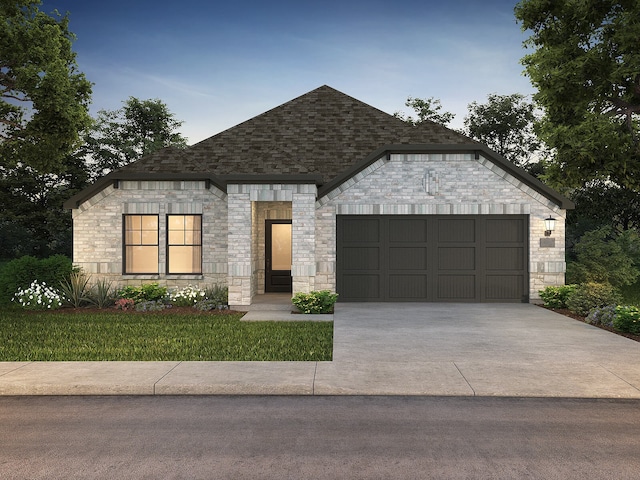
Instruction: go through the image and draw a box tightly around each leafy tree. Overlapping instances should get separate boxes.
[515,0,640,189]
[463,93,541,168]
[394,96,455,127]
[0,0,92,173]
[83,97,188,178]
[567,226,640,288]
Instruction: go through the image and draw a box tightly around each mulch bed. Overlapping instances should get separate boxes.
[543,306,640,343]
[21,306,244,316]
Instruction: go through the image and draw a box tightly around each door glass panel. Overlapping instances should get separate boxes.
[271,224,292,271]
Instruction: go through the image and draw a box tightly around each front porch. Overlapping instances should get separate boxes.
[234,293,333,321]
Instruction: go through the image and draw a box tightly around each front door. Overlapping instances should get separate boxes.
[265,220,292,292]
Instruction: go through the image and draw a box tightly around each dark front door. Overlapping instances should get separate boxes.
[265,220,292,292]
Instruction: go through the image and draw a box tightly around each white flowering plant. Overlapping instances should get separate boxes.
[13,281,63,310]
[169,285,206,307]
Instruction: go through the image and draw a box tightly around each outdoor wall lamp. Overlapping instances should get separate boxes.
[544,216,556,236]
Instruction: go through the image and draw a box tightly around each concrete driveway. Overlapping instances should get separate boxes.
[313,303,640,397]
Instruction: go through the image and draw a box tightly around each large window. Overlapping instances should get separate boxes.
[124,215,159,274]
[167,215,202,274]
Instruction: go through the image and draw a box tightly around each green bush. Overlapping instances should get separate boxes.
[613,305,640,334]
[88,278,116,309]
[566,282,622,316]
[292,290,338,314]
[204,284,228,307]
[59,271,92,308]
[585,305,617,327]
[0,255,73,305]
[116,283,167,303]
[539,284,578,309]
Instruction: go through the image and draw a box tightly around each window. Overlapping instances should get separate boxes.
[167,215,202,274]
[124,215,159,274]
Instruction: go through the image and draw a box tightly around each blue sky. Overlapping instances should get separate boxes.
[42,0,534,145]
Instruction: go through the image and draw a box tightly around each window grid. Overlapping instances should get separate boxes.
[123,215,159,274]
[167,214,202,274]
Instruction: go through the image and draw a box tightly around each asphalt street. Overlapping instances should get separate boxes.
[2,395,640,479]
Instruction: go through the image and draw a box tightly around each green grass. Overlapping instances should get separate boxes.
[0,309,333,361]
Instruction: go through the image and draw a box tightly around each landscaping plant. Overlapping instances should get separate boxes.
[116,283,167,303]
[0,255,73,305]
[169,285,206,307]
[59,271,92,308]
[12,280,62,310]
[292,290,338,314]
[565,282,622,317]
[613,305,640,335]
[539,284,577,309]
[585,305,617,327]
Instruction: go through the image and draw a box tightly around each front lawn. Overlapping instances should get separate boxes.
[0,309,333,361]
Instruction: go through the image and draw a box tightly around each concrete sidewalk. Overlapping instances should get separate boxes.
[1,303,640,397]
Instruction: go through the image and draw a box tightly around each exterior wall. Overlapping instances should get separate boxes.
[71,180,228,289]
[315,153,566,302]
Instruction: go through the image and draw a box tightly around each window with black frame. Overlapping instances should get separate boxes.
[167,215,202,274]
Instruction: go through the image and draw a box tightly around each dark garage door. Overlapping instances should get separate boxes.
[336,215,528,302]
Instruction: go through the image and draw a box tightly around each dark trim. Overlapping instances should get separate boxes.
[317,144,575,210]
[265,219,293,293]
[122,213,160,275]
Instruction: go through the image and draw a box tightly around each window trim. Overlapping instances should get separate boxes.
[122,214,160,275]
[166,214,203,275]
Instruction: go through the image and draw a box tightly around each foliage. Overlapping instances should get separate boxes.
[394,96,455,127]
[83,97,188,178]
[204,284,228,307]
[463,93,541,168]
[292,290,338,314]
[0,0,92,173]
[114,298,135,311]
[134,300,168,312]
[566,227,640,288]
[565,282,622,317]
[538,284,577,309]
[585,305,617,327]
[0,310,333,361]
[169,284,206,307]
[0,255,73,304]
[58,271,92,308]
[12,280,62,310]
[116,283,167,303]
[88,278,115,309]
[613,305,640,334]
[515,0,640,189]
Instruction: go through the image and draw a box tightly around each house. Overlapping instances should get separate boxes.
[64,85,573,306]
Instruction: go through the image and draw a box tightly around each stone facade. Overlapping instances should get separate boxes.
[71,153,567,305]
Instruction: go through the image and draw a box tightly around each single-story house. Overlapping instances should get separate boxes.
[65,85,573,306]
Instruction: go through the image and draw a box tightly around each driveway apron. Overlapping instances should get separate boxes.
[313,303,640,397]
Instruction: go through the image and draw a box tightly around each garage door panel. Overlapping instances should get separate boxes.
[486,247,524,270]
[486,219,525,243]
[389,247,427,270]
[389,218,428,243]
[438,219,475,242]
[342,247,380,270]
[438,247,475,270]
[437,275,476,300]
[342,218,380,243]
[389,275,428,299]
[485,275,525,300]
[341,274,380,299]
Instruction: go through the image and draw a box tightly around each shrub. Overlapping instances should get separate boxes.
[169,285,206,307]
[539,284,578,309]
[613,305,640,334]
[204,284,228,307]
[0,255,73,305]
[59,271,92,308]
[585,305,617,327]
[194,299,223,311]
[89,278,116,309]
[292,290,338,314]
[565,282,622,316]
[12,280,63,310]
[135,300,168,312]
[114,298,135,311]
[116,283,167,303]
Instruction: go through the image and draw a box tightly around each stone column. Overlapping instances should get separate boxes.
[291,185,317,294]
[227,186,254,306]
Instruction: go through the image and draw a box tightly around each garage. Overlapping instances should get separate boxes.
[336,215,528,303]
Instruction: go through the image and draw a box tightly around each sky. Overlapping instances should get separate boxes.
[42,0,535,145]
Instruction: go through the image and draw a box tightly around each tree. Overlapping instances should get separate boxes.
[515,0,640,189]
[0,0,92,173]
[463,93,541,168]
[394,96,455,127]
[83,97,188,178]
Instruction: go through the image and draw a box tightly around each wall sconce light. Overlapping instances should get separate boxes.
[544,216,556,236]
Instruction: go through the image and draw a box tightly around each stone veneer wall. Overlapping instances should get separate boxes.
[71,180,228,289]
[314,153,566,302]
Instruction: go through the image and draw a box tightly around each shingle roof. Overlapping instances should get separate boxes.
[118,85,479,182]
